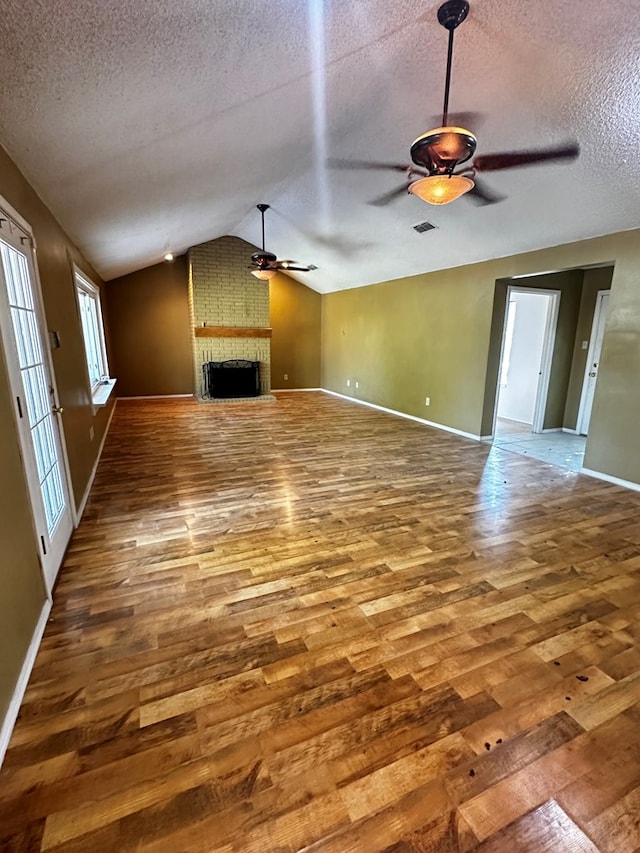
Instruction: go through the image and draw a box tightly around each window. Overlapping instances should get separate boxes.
[75,268,114,404]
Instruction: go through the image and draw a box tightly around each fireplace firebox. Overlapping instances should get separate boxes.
[203,359,260,398]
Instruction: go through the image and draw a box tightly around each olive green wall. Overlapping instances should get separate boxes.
[0,344,47,738]
[270,274,322,389]
[322,266,495,436]
[541,271,583,429]
[105,257,193,397]
[0,144,114,736]
[564,266,613,429]
[322,229,640,486]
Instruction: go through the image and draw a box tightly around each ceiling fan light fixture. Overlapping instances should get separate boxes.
[408,173,475,205]
[251,268,276,280]
[411,127,477,168]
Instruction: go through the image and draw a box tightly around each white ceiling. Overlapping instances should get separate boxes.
[0,0,639,293]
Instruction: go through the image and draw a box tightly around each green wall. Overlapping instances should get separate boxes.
[0,143,114,736]
[322,230,640,486]
[542,271,583,429]
[105,257,193,397]
[564,267,614,428]
[322,266,491,435]
[0,345,46,736]
[270,273,322,389]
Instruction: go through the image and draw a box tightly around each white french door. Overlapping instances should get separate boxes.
[0,206,73,594]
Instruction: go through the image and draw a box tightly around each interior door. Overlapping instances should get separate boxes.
[496,287,559,434]
[0,210,73,594]
[578,290,610,435]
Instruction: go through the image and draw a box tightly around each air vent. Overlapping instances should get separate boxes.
[413,220,437,234]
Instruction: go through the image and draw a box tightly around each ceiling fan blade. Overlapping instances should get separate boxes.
[278,265,317,272]
[276,260,303,268]
[465,177,505,206]
[328,157,411,174]
[273,259,318,271]
[473,142,580,172]
[368,183,412,207]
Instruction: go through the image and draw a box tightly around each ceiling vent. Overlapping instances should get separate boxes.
[413,220,437,234]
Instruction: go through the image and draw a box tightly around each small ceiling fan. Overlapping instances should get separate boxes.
[331,0,579,207]
[249,204,317,280]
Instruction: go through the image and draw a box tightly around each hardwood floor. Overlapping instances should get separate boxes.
[2,391,640,852]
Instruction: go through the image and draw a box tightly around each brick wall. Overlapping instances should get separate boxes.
[188,236,271,396]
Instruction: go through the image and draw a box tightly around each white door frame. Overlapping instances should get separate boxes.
[576,289,610,436]
[0,195,74,595]
[493,286,560,436]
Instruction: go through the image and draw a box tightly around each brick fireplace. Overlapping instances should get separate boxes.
[188,236,271,398]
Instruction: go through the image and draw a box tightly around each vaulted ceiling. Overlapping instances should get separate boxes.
[0,0,638,293]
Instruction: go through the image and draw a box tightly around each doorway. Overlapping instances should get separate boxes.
[482,267,615,472]
[492,286,586,470]
[495,287,559,435]
[0,202,73,594]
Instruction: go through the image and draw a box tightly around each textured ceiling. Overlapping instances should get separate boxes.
[0,0,639,292]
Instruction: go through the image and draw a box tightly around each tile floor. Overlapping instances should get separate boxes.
[492,418,586,472]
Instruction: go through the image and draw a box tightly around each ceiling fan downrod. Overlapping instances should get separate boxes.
[256,203,270,251]
[437,0,470,126]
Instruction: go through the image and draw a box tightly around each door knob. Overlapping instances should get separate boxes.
[52,406,64,414]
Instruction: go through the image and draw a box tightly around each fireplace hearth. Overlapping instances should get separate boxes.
[203,359,260,399]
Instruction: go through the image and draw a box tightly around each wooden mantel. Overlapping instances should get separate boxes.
[194,326,272,338]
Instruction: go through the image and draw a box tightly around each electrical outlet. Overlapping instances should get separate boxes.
[425,397,430,406]
[89,425,95,441]
[355,381,359,389]
[581,340,589,350]
[346,379,351,387]
[284,373,288,380]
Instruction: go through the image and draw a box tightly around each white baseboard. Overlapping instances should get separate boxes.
[75,399,117,524]
[321,389,483,442]
[0,598,51,768]
[116,394,194,400]
[271,387,322,392]
[324,389,640,493]
[580,467,640,493]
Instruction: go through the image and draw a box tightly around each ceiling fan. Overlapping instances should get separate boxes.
[332,0,579,207]
[249,204,317,280]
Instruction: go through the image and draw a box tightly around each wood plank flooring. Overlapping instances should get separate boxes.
[2,391,640,851]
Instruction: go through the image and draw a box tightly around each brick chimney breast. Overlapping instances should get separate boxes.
[188,236,271,397]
